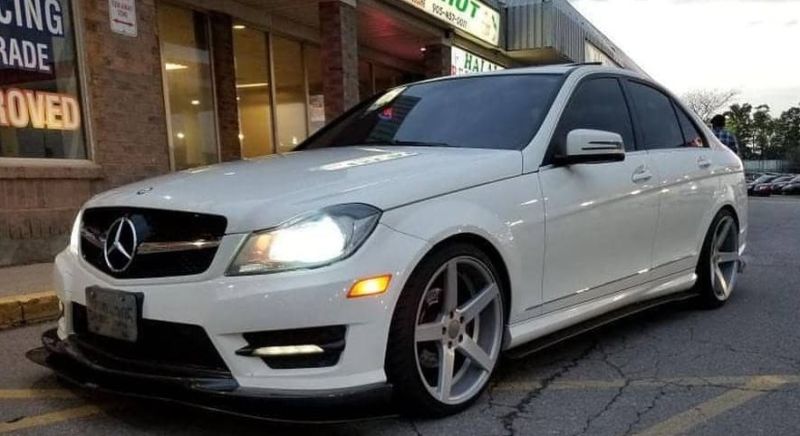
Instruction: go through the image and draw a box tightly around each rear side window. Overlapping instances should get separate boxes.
[674,105,707,148]
[627,82,684,150]
[552,77,636,154]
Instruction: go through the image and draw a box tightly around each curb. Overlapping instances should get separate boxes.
[0,291,59,330]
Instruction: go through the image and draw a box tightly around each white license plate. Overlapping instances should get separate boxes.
[85,287,140,342]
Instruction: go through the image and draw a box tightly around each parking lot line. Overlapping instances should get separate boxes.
[634,375,788,436]
[0,405,101,434]
[0,389,75,399]
[493,374,800,392]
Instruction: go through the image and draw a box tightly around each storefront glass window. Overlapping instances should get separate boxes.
[157,4,218,170]
[0,0,86,159]
[272,35,307,153]
[233,25,273,158]
[304,45,324,135]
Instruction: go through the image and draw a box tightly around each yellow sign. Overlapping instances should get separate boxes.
[400,0,500,46]
[0,88,81,130]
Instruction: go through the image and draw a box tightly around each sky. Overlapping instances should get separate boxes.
[569,0,800,114]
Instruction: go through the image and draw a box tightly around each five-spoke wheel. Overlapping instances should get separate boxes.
[697,210,740,308]
[386,244,505,416]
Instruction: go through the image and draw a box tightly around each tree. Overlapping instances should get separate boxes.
[751,105,776,159]
[682,89,739,122]
[776,106,800,167]
[725,103,755,158]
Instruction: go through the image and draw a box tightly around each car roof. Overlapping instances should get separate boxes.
[416,64,650,85]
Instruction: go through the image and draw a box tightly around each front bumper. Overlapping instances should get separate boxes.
[29,329,394,422]
[43,223,429,418]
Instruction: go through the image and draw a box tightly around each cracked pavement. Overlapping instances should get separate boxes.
[1,197,799,435]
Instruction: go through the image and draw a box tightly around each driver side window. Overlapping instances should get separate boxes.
[551,77,636,159]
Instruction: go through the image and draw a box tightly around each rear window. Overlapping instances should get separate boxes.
[299,74,564,151]
[628,82,685,150]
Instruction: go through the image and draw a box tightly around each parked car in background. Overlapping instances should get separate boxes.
[749,175,780,195]
[761,175,796,196]
[780,176,800,195]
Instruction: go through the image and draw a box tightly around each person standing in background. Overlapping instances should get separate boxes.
[711,114,740,154]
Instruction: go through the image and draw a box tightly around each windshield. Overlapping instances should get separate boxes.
[298,74,564,151]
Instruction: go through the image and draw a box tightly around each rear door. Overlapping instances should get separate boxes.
[538,76,661,308]
[624,80,719,271]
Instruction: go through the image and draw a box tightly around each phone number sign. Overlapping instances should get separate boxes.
[400,0,500,46]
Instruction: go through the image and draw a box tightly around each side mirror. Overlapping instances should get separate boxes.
[555,129,626,165]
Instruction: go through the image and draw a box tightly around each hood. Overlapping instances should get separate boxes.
[86,146,522,233]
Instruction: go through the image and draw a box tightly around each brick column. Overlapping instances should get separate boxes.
[424,43,453,78]
[80,0,170,189]
[209,12,241,162]
[319,0,359,121]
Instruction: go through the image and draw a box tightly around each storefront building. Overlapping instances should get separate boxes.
[0,0,642,266]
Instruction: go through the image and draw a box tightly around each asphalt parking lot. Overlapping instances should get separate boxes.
[1,197,799,435]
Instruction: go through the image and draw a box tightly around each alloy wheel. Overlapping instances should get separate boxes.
[709,215,740,300]
[413,256,503,405]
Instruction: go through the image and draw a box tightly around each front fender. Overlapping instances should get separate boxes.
[379,175,546,323]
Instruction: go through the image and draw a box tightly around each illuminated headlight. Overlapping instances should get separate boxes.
[68,209,83,256]
[228,204,381,275]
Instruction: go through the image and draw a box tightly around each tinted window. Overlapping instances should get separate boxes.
[675,105,706,148]
[551,78,635,154]
[299,74,563,151]
[628,82,684,150]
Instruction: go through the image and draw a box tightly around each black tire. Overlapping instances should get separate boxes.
[385,243,506,417]
[695,209,739,309]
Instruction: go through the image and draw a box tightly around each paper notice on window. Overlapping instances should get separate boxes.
[309,95,326,123]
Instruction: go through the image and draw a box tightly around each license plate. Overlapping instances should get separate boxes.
[85,287,141,342]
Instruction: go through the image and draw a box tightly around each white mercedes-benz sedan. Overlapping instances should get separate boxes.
[32,65,747,419]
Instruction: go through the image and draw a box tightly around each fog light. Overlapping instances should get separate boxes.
[348,274,391,298]
[251,345,324,356]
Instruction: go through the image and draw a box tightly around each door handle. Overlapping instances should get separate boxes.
[697,156,712,168]
[632,166,652,183]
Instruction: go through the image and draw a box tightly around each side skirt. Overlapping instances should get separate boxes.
[505,290,696,359]
[504,269,697,353]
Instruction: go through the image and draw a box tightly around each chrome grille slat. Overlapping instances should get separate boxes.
[137,240,222,254]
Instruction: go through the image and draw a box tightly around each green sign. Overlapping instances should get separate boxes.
[400,0,500,46]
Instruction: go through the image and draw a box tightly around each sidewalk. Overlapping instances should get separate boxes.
[0,263,58,329]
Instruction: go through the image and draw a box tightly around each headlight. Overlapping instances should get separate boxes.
[68,209,83,256]
[227,204,381,275]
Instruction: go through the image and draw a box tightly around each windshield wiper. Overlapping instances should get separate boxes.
[359,139,457,148]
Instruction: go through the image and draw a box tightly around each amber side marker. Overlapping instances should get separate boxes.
[348,275,392,298]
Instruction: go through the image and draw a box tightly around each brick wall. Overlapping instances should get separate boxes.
[320,0,359,120]
[0,164,102,266]
[424,44,453,78]
[210,12,242,163]
[81,0,171,189]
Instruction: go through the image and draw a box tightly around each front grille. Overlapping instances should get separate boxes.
[80,207,227,279]
[71,303,229,376]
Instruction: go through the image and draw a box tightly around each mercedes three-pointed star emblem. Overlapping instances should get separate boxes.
[103,217,138,272]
